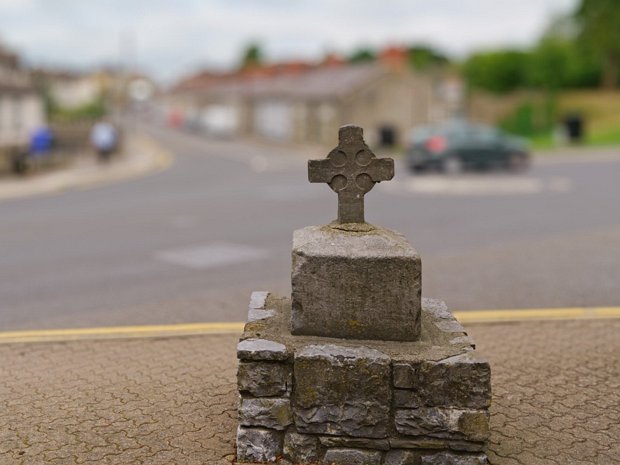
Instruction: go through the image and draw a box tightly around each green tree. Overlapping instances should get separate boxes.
[348,48,376,64]
[407,45,449,70]
[463,50,529,94]
[527,36,600,89]
[240,42,263,69]
[575,0,620,89]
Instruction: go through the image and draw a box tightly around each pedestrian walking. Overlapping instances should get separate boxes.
[90,121,118,162]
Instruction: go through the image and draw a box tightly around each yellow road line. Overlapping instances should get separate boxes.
[0,322,245,344]
[1,307,619,344]
[453,306,620,323]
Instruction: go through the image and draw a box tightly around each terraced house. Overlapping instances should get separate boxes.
[0,44,45,159]
[164,47,462,148]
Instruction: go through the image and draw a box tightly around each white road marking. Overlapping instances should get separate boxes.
[381,175,573,196]
[155,242,269,269]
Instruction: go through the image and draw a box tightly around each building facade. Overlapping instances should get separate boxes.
[163,49,463,148]
[0,45,45,150]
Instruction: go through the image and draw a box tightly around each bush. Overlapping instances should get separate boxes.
[499,97,556,137]
[463,50,530,94]
[48,95,106,123]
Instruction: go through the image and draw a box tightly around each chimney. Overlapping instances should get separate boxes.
[379,46,408,72]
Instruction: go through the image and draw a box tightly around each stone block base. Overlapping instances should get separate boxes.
[236,292,491,465]
[291,225,422,341]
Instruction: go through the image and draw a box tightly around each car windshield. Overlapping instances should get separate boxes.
[411,122,504,144]
[469,126,501,142]
[411,126,435,143]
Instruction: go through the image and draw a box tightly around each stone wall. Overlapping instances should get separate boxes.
[236,292,491,465]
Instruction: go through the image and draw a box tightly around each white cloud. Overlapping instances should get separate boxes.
[0,0,34,9]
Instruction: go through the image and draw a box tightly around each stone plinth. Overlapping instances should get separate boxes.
[291,225,422,341]
[235,125,490,465]
[236,292,491,465]
[294,345,392,438]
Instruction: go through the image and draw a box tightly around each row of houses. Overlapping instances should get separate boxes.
[0,43,112,154]
[161,48,464,148]
[0,45,45,150]
[32,68,157,111]
[2,42,464,154]
[0,41,158,162]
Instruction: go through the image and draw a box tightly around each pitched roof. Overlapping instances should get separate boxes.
[171,70,236,93]
[204,63,384,100]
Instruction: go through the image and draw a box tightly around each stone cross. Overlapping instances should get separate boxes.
[308,125,394,224]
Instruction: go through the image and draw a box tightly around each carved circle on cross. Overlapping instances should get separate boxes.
[327,148,376,195]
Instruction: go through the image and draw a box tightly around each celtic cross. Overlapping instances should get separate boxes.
[308,125,394,224]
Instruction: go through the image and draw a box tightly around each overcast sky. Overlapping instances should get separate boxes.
[0,0,578,83]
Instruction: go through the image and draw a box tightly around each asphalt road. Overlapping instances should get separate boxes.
[1,125,619,330]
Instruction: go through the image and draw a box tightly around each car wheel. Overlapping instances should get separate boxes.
[443,156,463,175]
[507,153,529,172]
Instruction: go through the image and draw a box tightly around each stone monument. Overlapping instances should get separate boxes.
[236,125,491,465]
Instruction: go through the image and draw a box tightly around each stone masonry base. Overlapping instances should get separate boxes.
[236,292,491,465]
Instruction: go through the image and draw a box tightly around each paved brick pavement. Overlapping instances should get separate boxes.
[1,319,618,465]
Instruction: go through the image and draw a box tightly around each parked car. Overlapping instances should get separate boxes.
[406,122,529,173]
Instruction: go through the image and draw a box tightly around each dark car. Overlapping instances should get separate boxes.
[406,122,529,173]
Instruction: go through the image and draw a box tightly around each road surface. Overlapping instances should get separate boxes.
[1,125,619,330]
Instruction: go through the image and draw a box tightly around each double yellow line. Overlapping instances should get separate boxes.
[1,307,618,344]
[0,322,244,344]
[454,306,620,323]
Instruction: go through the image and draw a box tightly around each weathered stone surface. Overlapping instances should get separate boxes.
[240,295,469,365]
[384,449,419,465]
[249,291,270,309]
[238,362,291,397]
[395,408,489,441]
[236,426,282,463]
[393,363,417,389]
[391,353,491,408]
[236,291,491,464]
[323,448,382,465]
[291,225,421,341]
[248,308,275,323]
[389,437,484,452]
[319,436,390,451]
[294,344,391,438]
[239,398,292,430]
[450,335,476,349]
[237,338,289,361]
[434,319,466,334]
[421,452,487,465]
[422,298,453,319]
[393,389,419,407]
[283,430,320,464]
[456,410,490,442]
[308,125,394,224]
